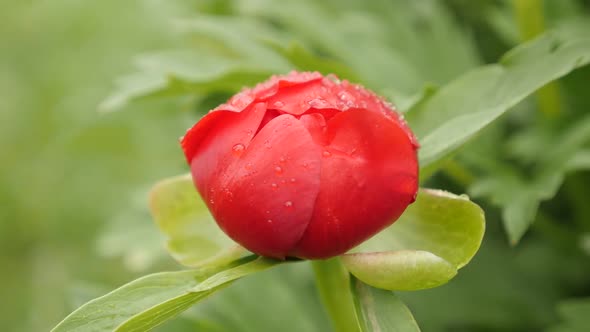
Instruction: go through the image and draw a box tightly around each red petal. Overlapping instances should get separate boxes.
[202,114,322,259]
[252,71,324,100]
[291,109,418,259]
[299,113,328,146]
[184,102,267,201]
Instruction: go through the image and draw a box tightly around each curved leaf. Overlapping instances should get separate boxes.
[345,189,484,290]
[51,257,281,332]
[51,270,204,332]
[342,251,456,291]
[149,174,248,267]
[352,189,485,268]
[351,277,421,332]
[408,24,590,168]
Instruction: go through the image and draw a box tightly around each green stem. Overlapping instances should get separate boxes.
[312,258,360,332]
[513,0,561,118]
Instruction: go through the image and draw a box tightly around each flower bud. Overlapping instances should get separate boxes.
[182,71,419,259]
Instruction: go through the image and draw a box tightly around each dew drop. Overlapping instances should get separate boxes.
[271,183,278,189]
[290,178,296,183]
[267,219,273,224]
[232,143,245,156]
[302,162,309,168]
[272,101,285,108]
[266,210,271,214]
[308,98,328,108]
[323,151,332,157]
[209,199,215,205]
[274,166,283,174]
[284,201,293,208]
[338,91,352,101]
[279,156,286,163]
[245,162,253,170]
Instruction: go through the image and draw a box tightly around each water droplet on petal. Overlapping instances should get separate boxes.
[274,166,283,174]
[267,219,273,224]
[272,101,285,108]
[245,162,253,170]
[323,151,332,157]
[271,183,278,189]
[284,201,293,208]
[209,199,215,205]
[338,91,352,101]
[290,178,296,183]
[232,143,245,156]
[308,98,328,108]
[279,156,286,163]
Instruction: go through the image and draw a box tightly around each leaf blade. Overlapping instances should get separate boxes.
[342,251,457,291]
[149,174,248,268]
[353,189,485,269]
[408,27,590,169]
[351,277,421,332]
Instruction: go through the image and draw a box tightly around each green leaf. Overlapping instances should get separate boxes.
[149,174,248,267]
[345,189,484,290]
[117,257,280,332]
[100,16,292,112]
[351,277,420,332]
[189,257,279,293]
[548,298,590,332]
[51,270,207,332]
[243,0,478,94]
[51,257,281,332]
[407,24,590,168]
[464,114,590,243]
[353,189,485,268]
[342,251,456,291]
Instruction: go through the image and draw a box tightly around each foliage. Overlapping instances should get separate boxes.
[3,0,590,331]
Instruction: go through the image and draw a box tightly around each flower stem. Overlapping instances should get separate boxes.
[312,258,360,332]
[513,0,561,118]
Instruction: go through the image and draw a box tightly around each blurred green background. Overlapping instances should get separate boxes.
[1,0,590,331]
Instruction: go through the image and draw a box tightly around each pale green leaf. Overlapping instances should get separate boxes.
[465,114,590,243]
[116,257,280,332]
[342,251,456,291]
[408,25,590,168]
[351,277,420,332]
[100,16,292,112]
[345,189,484,291]
[189,257,279,293]
[51,270,206,332]
[352,189,485,269]
[52,257,282,332]
[149,174,248,268]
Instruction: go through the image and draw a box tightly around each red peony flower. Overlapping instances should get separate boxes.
[181,71,419,259]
